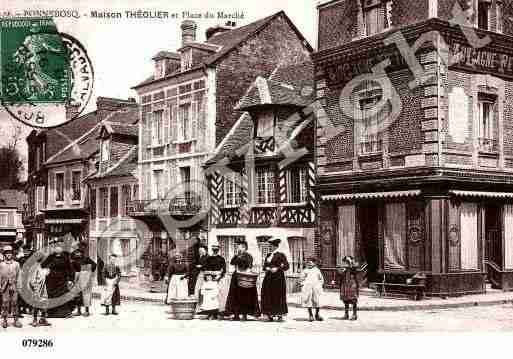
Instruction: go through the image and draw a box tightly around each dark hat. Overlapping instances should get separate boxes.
[268,238,281,246]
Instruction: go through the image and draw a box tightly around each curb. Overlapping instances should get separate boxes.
[93,291,513,311]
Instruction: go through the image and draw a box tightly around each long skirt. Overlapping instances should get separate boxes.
[165,275,189,304]
[101,279,120,306]
[45,272,74,318]
[261,271,288,316]
[224,273,260,316]
[194,273,204,299]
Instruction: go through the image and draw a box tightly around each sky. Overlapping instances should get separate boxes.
[0,0,320,180]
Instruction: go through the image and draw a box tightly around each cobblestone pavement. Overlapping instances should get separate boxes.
[1,302,513,333]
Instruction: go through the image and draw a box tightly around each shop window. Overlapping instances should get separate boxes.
[478,94,497,152]
[55,172,64,202]
[286,167,307,204]
[448,201,480,271]
[256,167,275,204]
[71,171,81,201]
[477,0,491,30]
[224,173,241,207]
[288,237,306,273]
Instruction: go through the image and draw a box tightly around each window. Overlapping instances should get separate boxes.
[122,185,131,216]
[256,114,274,138]
[287,167,307,204]
[477,0,490,30]
[288,237,306,273]
[363,0,392,36]
[257,236,273,271]
[180,167,191,203]
[55,172,64,202]
[35,147,40,170]
[497,1,503,33]
[72,171,81,201]
[179,103,191,141]
[478,95,496,151]
[90,188,96,219]
[449,202,479,271]
[0,213,7,227]
[153,170,164,200]
[224,173,241,207]
[152,111,163,146]
[99,188,108,218]
[181,49,192,71]
[110,187,118,218]
[256,167,275,204]
[356,81,388,154]
[101,138,110,162]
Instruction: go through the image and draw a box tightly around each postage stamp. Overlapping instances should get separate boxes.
[0,17,93,128]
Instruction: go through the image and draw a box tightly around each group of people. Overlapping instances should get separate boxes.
[0,241,124,329]
[164,237,362,323]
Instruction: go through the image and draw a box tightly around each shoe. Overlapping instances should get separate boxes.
[350,315,357,321]
[30,320,39,327]
[2,319,7,328]
[276,316,284,322]
[233,315,240,321]
[13,320,22,328]
[342,313,349,320]
[266,315,274,322]
[38,319,51,326]
[111,311,119,315]
[308,314,314,322]
[73,312,82,317]
[241,315,247,322]
[82,312,90,317]
[315,314,324,322]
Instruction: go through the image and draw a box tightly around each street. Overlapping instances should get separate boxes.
[2,302,513,333]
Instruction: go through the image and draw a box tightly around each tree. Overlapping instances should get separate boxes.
[0,119,25,190]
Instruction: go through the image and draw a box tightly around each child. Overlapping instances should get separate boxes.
[199,271,220,320]
[29,252,51,327]
[0,245,22,328]
[338,256,359,321]
[300,257,324,322]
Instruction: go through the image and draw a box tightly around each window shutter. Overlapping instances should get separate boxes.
[171,103,178,142]
[36,186,44,213]
[191,101,198,140]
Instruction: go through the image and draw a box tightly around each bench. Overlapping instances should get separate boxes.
[371,282,426,301]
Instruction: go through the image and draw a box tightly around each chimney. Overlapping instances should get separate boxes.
[181,20,197,45]
[205,22,236,41]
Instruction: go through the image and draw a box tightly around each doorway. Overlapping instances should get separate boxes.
[358,203,380,280]
[485,203,502,268]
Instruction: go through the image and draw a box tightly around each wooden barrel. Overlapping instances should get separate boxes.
[169,298,198,320]
[236,272,258,288]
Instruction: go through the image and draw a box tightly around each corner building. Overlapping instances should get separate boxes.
[315,0,513,296]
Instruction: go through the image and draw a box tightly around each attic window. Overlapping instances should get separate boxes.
[181,49,192,71]
[101,138,110,162]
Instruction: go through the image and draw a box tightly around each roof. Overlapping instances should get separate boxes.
[177,42,220,53]
[45,106,138,166]
[0,190,27,210]
[133,11,313,89]
[87,146,138,181]
[152,51,180,61]
[236,62,314,110]
[104,122,138,137]
[207,61,314,164]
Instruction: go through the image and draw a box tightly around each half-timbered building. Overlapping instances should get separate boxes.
[206,62,316,290]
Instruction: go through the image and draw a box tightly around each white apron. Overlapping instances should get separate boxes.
[165,275,189,304]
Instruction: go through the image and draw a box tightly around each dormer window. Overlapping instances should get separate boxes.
[255,113,274,138]
[181,49,192,71]
[101,138,110,162]
[155,60,165,79]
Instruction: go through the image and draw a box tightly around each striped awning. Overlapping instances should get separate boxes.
[449,190,513,198]
[322,190,421,201]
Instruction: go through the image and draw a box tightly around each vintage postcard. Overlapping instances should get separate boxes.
[0,0,512,356]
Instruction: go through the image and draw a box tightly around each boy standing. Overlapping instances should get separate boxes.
[300,257,324,322]
[0,245,22,328]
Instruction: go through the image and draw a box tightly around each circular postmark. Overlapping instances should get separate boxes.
[1,18,94,128]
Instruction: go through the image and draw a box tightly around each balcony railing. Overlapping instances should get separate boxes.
[128,190,208,218]
[359,139,383,155]
[478,137,498,152]
[168,191,203,215]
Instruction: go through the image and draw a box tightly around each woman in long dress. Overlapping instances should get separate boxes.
[224,241,260,321]
[193,246,208,300]
[204,244,227,315]
[164,254,189,303]
[261,238,289,322]
[101,254,121,315]
[41,245,75,318]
